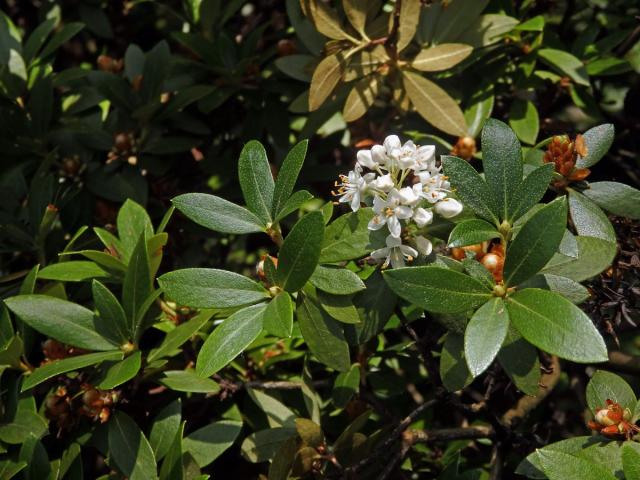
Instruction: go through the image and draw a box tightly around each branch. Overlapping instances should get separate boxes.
[604,351,640,375]
[407,425,494,444]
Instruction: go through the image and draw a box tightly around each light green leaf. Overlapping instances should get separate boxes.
[568,189,616,243]
[108,412,158,480]
[586,370,637,414]
[297,294,350,372]
[158,268,269,309]
[456,13,519,47]
[183,420,242,468]
[38,261,109,282]
[576,124,614,168]
[464,83,494,138]
[538,449,617,480]
[263,292,294,338]
[622,442,640,480]
[5,295,118,351]
[310,264,365,295]
[317,291,360,324]
[509,99,539,145]
[506,288,608,363]
[117,199,153,260]
[274,190,314,222]
[383,266,492,314]
[276,211,324,292]
[543,274,590,304]
[504,197,567,286]
[583,181,640,219]
[159,421,184,480]
[239,140,274,225]
[538,48,590,86]
[464,298,509,377]
[150,399,182,461]
[23,350,123,391]
[412,43,472,71]
[97,351,141,389]
[0,411,48,445]
[196,304,266,377]
[447,219,499,248]
[271,140,308,219]
[542,236,617,282]
[248,388,296,428]
[159,370,220,393]
[172,193,265,234]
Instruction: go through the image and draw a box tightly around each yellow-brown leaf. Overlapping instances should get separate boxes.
[412,43,473,72]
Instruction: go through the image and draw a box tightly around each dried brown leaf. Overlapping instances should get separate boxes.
[412,43,473,72]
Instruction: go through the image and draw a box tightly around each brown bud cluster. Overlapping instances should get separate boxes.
[42,339,87,363]
[45,383,118,432]
[107,132,138,165]
[97,55,123,73]
[451,136,477,161]
[451,242,505,282]
[80,385,118,423]
[543,134,590,184]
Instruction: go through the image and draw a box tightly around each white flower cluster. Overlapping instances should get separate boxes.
[334,135,463,269]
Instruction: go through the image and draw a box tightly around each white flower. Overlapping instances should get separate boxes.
[357,149,383,171]
[368,189,414,238]
[371,145,388,167]
[414,235,433,256]
[434,198,463,218]
[372,173,394,192]
[334,169,374,212]
[414,145,437,171]
[371,234,418,269]
[397,186,419,206]
[412,207,434,227]
[413,172,450,204]
[383,135,401,152]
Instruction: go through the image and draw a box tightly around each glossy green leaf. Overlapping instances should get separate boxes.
[320,209,384,263]
[440,333,473,392]
[504,197,567,286]
[497,326,540,396]
[576,124,614,168]
[276,211,324,292]
[0,411,48,445]
[23,350,123,391]
[464,298,509,377]
[622,443,640,480]
[248,388,296,428]
[150,399,182,461]
[117,199,153,260]
[569,189,615,243]
[241,428,296,463]
[196,304,266,377]
[542,236,617,282]
[441,155,498,223]
[38,261,109,282]
[158,268,269,309]
[122,234,152,331]
[297,294,350,372]
[332,363,360,408]
[509,99,539,145]
[464,83,494,138]
[462,258,495,289]
[447,219,500,247]
[5,295,118,351]
[148,311,213,362]
[263,292,293,338]
[108,412,158,480]
[383,266,492,314]
[92,280,130,343]
[538,449,617,480]
[239,140,274,225]
[310,264,365,295]
[159,421,184,480]
[583,181,640,219]
[272,140,308,219]
[542,274,590,304]
[586,370,636,414]
[172,193,264,234]
[274,190,314,222]
[481,119,523,220]
[97,351,141,389]
[412,43,473,71]
[538,48,590,86]
[159,370,220,393]
[183,420,242,468]
[506,288,608,363]
[508,163,554,221]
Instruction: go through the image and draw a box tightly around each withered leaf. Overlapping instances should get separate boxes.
[412,43,473,72]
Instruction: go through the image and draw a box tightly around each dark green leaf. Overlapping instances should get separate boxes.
[122,234,152,332]
[317,291,360,324]
[464,298,509,377]
[0,411,48,445]
[576,124,614,168]
[263,292,293,338]
[272,141,308,219]
[159,421,184,480]
[568,189,616,242]
[196,304,266,377]
[383,266,492,314]
[239,140,274,225]
[447,219,500,247]
[97,351,141,389]
[332,363,360,408]
[509,99,539,145]
[497,326,540,396]
[150,399,182,461]
[542,274,590,304]
[158,268,269,309]
[117,199,153,260]
[583,181,640,219]
[508,163,554,221]
[504,197,567,286]
[274,190,314,222]
[248,388,296,427]
[241,428,296,463]
[108,412,158,480]
[183,420,243,468]
[92,280,130,344]
[172,193,264,234]
[40,22,84,59]
[310,264,365,295]
[440,333,473,392]
[277,211,324,292]
[159,370,220,393]
[320,209,384,263]
[542,236,616,282]
[148,311,212,362]
[586,370,636,414]
[538,48,590,86]
[506,288,608,362]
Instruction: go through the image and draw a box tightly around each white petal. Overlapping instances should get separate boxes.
[399,244,418,258]
[372,194,387,213]
[416,145,435,162]
[371,247,391,260]
[387,215,402,237]
[414,236,433,256]
[389,249,406,269]
[350,192,361,211]
[385,234,402,248]
[435,198,463,218]
[368,215,387,231]
[383,135,401,152]
[371,145,387,165]
[395,205,414,220]
[357,150,375,169]
[413,207,434,227]
[374,174,394,192]
[397,186,418,205]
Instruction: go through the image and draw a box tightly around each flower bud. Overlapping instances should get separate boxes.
[434,198,463,218]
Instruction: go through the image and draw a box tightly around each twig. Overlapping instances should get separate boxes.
[604,351,640,375]
[408,425,494,444]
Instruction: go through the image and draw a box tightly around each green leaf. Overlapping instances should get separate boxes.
[263,292,294,338]
[40,22,84,59]
[0,411,48,445]
[276,211,324,292]
[317,291,360,324]
[297,294,350,372]
[148,311,212,362]
[538,48,590,86]
[542,236,617,282]
[310,265,365,295]
[22,350,123,391]
[508,163,554,221]
[509,99,539,145]
[576,124,614,168]
[506,288,608,363]
[332,363,360,408]
[117,199,153,260]
[241,428,296,463]
[272,140,308,219]
[403,71,467,137]
[274,190,314,222]
[503,197,567,286]
[441,155,498,223]
[497,326,540,396]
[248,388,296,427]
[568,190,616,242]
[172,193,265,234]
[538,450,617,480]
[92,280,130,344]
[583,181,640,219]
[447,219,500,248]
[586,370,637,414]
[97,351,141,389]
[122,234,152,331]
[397,0,421,52]
[108,412,158,480]
[542,274,590,304]
[320,209,384,263]
[464,298,509,377]
[383,266,492,314]
[462,258,495,289]
[308,53,346,111]
[464,83,494,138]
[37,261,109,282]
[481,119,523,220]
[440,333,473,392]
[5,295,118,351]
[275,54,314,82]
[622,443,640,480]
[23,18,56,62]
[412,43,473,71]
[239,140,274,225]
[158,268,269,309]
[183,420,242,468]
[150,399,182,461]
[196,304,266,377]
[159,421,184,480]
[159,370,220,393]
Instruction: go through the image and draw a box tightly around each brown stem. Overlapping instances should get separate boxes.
[408,425,495,444]
[604,351,640,375]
